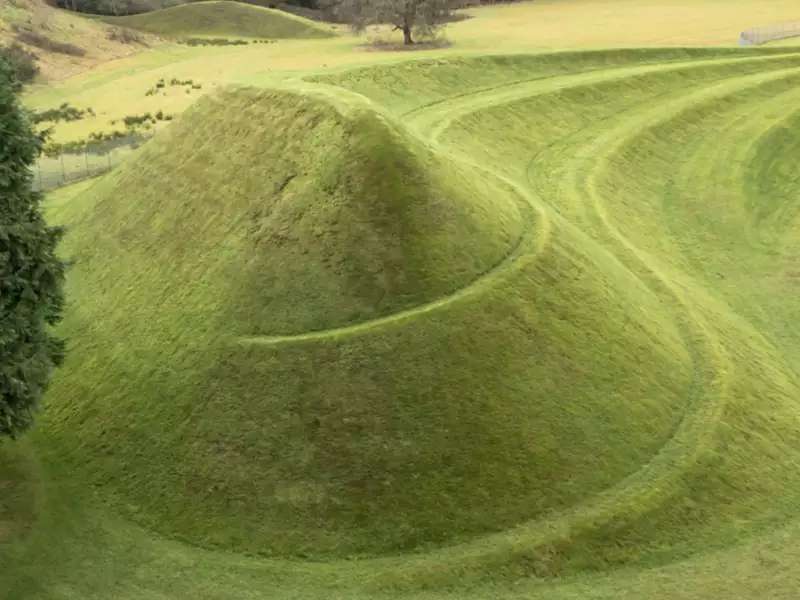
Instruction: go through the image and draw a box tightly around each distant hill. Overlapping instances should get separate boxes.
[95,1,334,38]
[0,0,150,81]
[49,0,326,19]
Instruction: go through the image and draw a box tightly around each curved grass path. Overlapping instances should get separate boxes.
[240,55,701,347]
[237,184,545,347]
[363,57,800,587]
[8,47,800,599]
[231,50,800,586]
[240,51,800,347]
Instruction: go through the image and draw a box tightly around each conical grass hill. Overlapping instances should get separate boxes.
[42,76,697,559]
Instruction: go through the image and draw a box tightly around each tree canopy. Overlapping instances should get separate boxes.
[0,60,65,439]
[334,0,454,44]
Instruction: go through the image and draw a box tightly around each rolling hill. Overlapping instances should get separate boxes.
[0,0,150,80]
[96,1,333,38]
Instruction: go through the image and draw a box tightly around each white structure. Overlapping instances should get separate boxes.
[739,22,800,46]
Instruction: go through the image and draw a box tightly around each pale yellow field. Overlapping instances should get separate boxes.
[455,0,800,48]
[23,0,800,144]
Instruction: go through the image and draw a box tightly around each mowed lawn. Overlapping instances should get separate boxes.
[5,1,800,600]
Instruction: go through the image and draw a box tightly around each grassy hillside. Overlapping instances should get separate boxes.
[7,44,800,599]
[96,1,333,38]
[8,5,800,599]
[36,77,701,557]
[0,0,150,81]
[0,443,37,548]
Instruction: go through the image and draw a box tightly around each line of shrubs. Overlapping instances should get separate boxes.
[13,27,86,57]
[145,78,203,96]
[42,108,173,157]
[179,38,275,46]
[43,130,148,157]
[114,110,174,127]
[33,103,96,124]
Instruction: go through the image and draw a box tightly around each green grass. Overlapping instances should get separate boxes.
[94,1,333,39]
[7,2,800,599]
[0,442,38,549]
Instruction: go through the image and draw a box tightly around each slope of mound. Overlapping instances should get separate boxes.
[39,81,695,558]
[343,48,800,573]
[97,1,332,38]
[0,444,38,547]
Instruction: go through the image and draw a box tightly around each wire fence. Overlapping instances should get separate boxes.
[32,136,146,193]
[739,21,800,46]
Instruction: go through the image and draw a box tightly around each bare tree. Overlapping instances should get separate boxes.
[334,0,454,45]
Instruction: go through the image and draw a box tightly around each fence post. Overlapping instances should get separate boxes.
[60,153,66,184]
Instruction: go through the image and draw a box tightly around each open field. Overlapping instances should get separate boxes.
[5,1,800,599]
[22,0,800,144]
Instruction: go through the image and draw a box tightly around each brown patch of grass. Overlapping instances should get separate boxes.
[14,26,86,56]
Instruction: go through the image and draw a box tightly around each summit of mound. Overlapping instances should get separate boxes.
[99,87,523,334]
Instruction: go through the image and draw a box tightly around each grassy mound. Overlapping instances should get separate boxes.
[96,1,332,38]
[10,44,800,599]
[39,75,698,558]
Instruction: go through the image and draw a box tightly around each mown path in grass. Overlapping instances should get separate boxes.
[7,48,800,599]
[234,50,800,586]
[237,181,544,347]
[240,52,800,347]
[369,55,800,586]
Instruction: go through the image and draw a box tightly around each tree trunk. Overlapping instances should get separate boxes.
[402,23,414,45]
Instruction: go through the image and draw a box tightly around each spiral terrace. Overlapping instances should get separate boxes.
[5,45,800,599]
